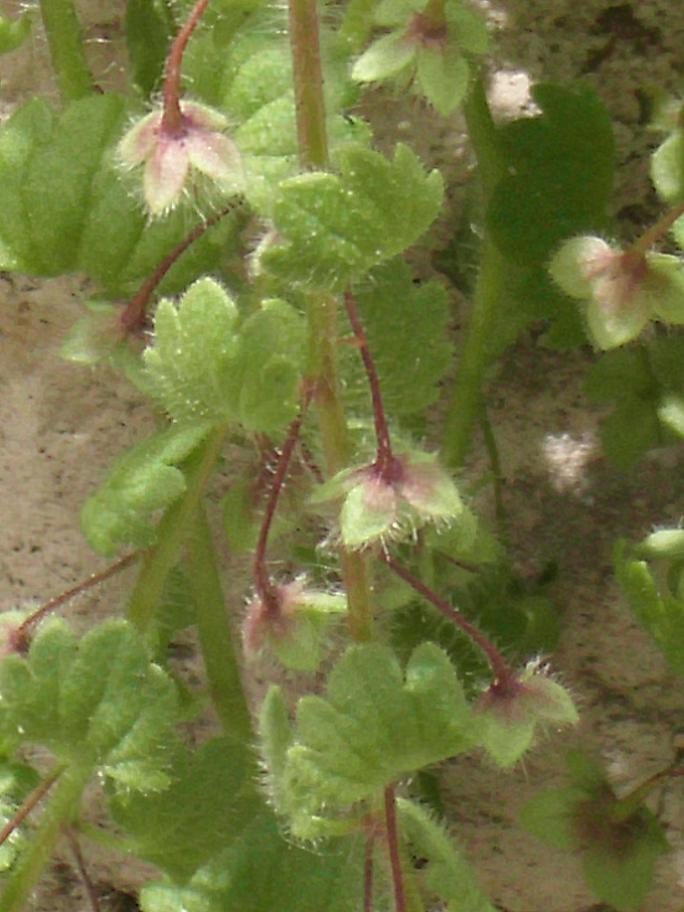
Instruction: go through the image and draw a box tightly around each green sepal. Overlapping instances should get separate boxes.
[259,686,294,817]
[351,30,416,82]
[80,421,212,556]
[269,593,347,673]
[110,737,260,882]
[0,11,32,54]
[259,143,443,292]
[398,798,495,912]
[637,528,684,560]
[651,129,684,203]
[415,44,470,117]
[0,619,177,785]
[281,643,472,834]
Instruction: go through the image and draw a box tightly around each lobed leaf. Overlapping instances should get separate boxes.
[0,620,177,786]
[81,421,212,556]
[259,143,443,291]
[280,643,472,832]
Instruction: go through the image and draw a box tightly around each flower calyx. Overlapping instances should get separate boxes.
[549,235,684,349]
[242,580,346,673]
[475,662,579,768]
[118,100,243,217]
[313,449,463,550]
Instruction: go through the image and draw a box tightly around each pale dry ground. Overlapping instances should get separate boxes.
[2,1,684,910]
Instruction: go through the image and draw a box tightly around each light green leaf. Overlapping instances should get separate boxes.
[81,421,212,556]
[398,798,495,912]
[651,130,684,203]
[0,620,177,785]
[143,278,240,423]
[260,143,443,291]
[0,12,32,54]
[281,643,472,833]
[446,3,490,55]
[519,786,585,851]
[659,392,684,437]
[259,686,294,816]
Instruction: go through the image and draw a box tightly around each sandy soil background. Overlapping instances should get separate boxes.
[2,1,684,910]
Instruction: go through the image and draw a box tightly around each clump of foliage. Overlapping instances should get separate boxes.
[1,0,684,910]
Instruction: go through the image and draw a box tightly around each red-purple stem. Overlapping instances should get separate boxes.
[0,767,62,849]
[343,291,396,478]
[384,785,406,912]
[14,552,139,650]
[252,384,315,613]
[363,823,375,912]
[161,0,210,135]
[381,553,513,684]
[120,205,236,334]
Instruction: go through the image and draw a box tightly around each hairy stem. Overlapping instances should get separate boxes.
[287,0,373,641]
[440,76,507,469]
[384,785,407,912]
[382,553,513,683]
[0,761,91,912]
[38,0,92,102]
[121,204,239,334]
[127,427,227,633]
[343,292,395,475]
[67,830,99,912]
[253,387,314,611]
[161,0,210,135]
[187,507,252,741]
[0,767,62,851]
[15,553,138,648]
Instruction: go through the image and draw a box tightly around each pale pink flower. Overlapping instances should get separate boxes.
[118,101,243,216]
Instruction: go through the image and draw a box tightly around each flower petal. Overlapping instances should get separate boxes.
[144,138,190,216]
[186,130,244,191]
[118,110,162,167]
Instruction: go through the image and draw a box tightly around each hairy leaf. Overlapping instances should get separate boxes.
[280,643,472,833]
[0,620,177,787]
[125,0,173,96]
[344,261,452,417]
[398,798,495,912]
[81,421,212,556]
[143,281,306,432]
[111,738,260,882]
[259,143,443,291]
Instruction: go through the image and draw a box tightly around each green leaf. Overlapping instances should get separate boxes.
[143,282,306,433]
[260,143,443,291]
[519,786,585,851]
[281,643,472,834]
[346,261,452,417]
[81,421,212,556]
[125,0,173,96]
[488,84,613,267]
[398,798,495,912]
[581,812,669,912]
[110,737,259,882]
[258,686,294,816]
[143,278,240,424]
[0,620,177,783]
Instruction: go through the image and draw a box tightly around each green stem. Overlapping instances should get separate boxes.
[127,427,227,633]
[440,75,507,470]
[288,0,373,641]
[0,762,91,912]
[287,0,328,170]
[186,507,252,742]
[38,0,93,102]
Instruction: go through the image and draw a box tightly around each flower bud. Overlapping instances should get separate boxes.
[243,581,346,673]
